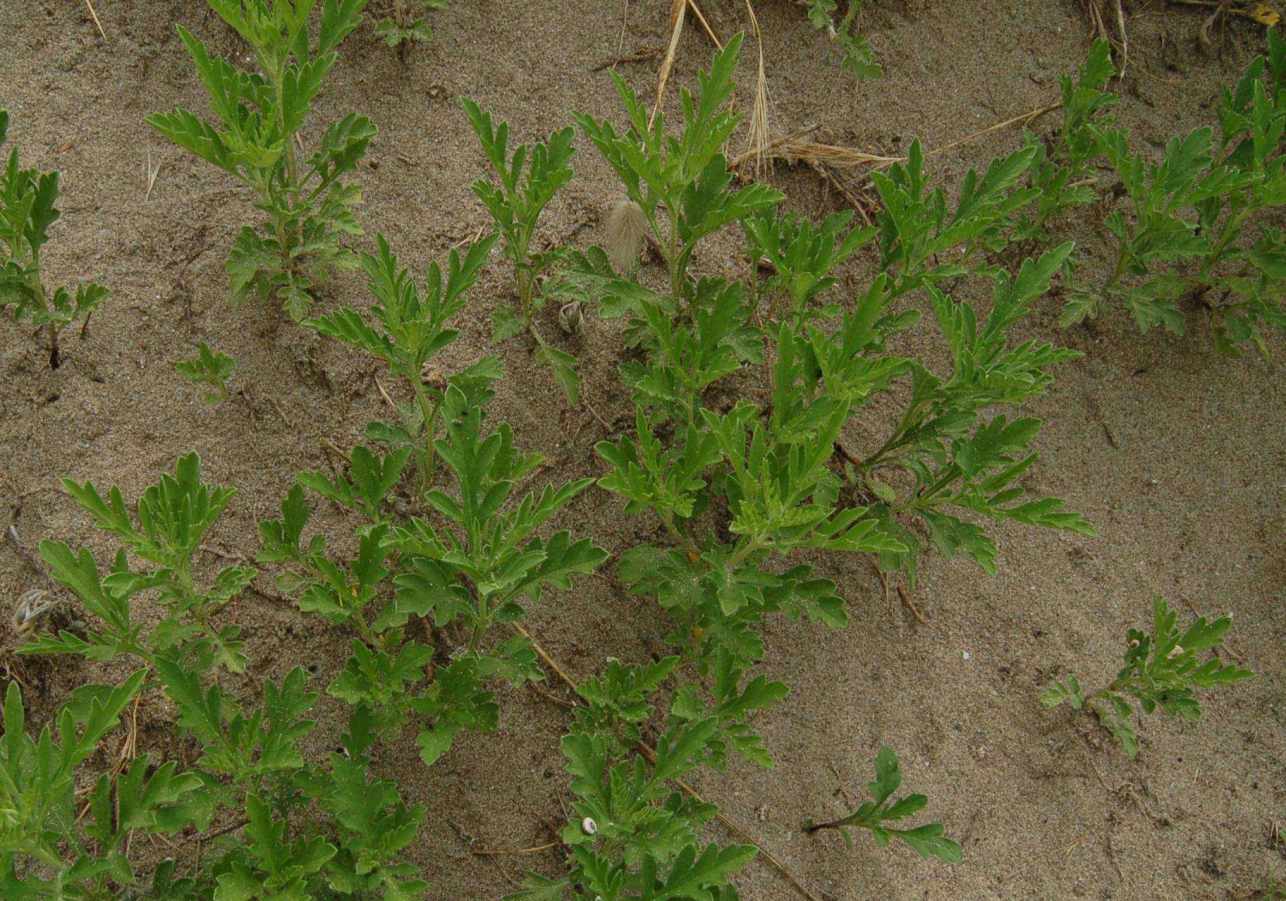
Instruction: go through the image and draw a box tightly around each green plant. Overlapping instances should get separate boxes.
[0,109,109,369]
[805,0,881,80]
[19,452,253,674]
[176,341,237,404]
[803,746,961,862]
[1058,31,1284,351]
[307,232,500,493]
[461,98,581,401]
[260,385,606,762]
[1042,597,1253,757]
[572,34,782,302]
[1011,38,1118,246]
[148,0,375,321]
[374,0,446,53]
[510,657,757,900]
[0,673,214,898]
[12,455,430,897]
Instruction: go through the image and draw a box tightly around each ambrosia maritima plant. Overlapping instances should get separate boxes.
[4,10,1269,898]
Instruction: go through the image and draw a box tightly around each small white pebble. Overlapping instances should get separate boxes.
[962,651,972,661]
[581,817,598,836]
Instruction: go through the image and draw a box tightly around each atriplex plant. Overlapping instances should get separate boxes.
[0,110,109,369]
[1045,33,1285,353]
[307,232,501,493]
[11,456,426,896]
[259,382,606,762]
[374,0,447,54]
[1042,597,1252,758]
[176,341,237,404]
[803,746,961,862]
[149,0,375,321]
[461,98,582,402]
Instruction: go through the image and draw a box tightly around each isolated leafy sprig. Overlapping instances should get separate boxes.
[1042,597,1253,757]
[0,109,109,368]
[804,746,961,862]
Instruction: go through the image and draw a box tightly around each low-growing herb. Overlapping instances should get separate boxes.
[148,0,375,320]
[1042,597,1253,757]
[307,232,501,493]
[0,109,109,368]
[176,341,237,404]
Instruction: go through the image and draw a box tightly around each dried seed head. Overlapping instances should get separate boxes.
[581,817,598,835]
[606,199,647,274]
[558,300,584,336]
[12,588,51,635]
[420,363,446,390]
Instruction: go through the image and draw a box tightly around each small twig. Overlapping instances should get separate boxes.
[144,149,162,202]
[896,584,928,625]
[686,0,722,49]
[185,817,249,845]
[592,44,664,72]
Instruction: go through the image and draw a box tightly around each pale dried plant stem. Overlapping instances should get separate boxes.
[742,0,771,179]
[83,0,106,40]
[652,0,689,126]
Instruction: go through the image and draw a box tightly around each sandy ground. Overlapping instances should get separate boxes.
[1,1,1283,899]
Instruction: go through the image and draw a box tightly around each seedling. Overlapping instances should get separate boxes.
[804,746,962,862]
[149,0,375,320]
[175,341,236,403]
[1042,597,1253,757]
[0,109,109,368]
[307,232,500,493]
[374,0,447,55]
[461,98,581,401]
[805,0,881,80]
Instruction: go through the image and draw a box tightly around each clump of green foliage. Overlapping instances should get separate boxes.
[461,98,582,402]
[0,110,108,368]
[1042,597,1253,757]
[149,0,375,321]
[804,746,962,862]
[374,0,447,54]
[10,455,426,897]
[176,341,237,403]
[259,383,606,763]
[307,232,500,493]
[1042,32,1285,353]
[805,0,881,80]
[509,655,760,899]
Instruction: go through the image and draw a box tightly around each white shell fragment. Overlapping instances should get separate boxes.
[581,817,598,836]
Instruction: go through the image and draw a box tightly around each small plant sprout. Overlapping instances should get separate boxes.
[804,746,962,862]
[0,109,109,368]
[148,0,375,321]
[175,341,236,403]
[374,0,447,56]
[461,98,581,402]
[1042,597,1253,758]
[805,0,881,79]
